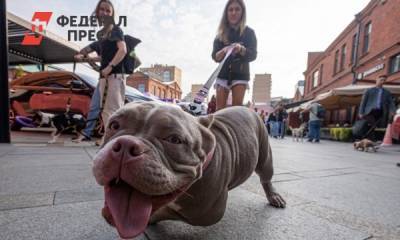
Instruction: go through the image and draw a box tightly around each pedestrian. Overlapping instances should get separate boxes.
[267,112,278,138]
[92,0,127,129]
[275,104,288,139]
[259,109,266,123]
[265,111,270,134]
[74,41,102,142]
[359,75,396,129]
[207,95,217,114]
[303,102,323,143]
[212,0,257,110]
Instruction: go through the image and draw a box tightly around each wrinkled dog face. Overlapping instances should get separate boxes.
[92,101,215,238]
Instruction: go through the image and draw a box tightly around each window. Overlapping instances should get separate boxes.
[312,70,319,88]
[351,34,357,63]
[334,50,340,74]
[340,45,346,71]
[362,22,372,54]
[389,53,400,74]
[163,71,170,82]
[138,84,145,93]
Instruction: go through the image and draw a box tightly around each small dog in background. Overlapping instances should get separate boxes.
[290,123,308,142]
[32,111,55,127]
[353,139,379,152]
[32,99,86,144]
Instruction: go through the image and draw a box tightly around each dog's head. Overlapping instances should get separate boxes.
[92,101,216,238]
[360,139,374,147]
[32,111,54,126]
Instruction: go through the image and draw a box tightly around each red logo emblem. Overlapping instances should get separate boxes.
[22,12,53,46]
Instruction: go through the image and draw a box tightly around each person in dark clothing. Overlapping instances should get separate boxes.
[275,104,288,139]
[267,112,278,138]
[212,0,257,110]
[359,75,396,128]
[207,95,217,114]
[74,41,102,142]
[75,0,127,146]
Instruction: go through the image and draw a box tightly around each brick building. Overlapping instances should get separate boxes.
[301,0,400,125]
[139,64,182,87]
[127,71,182,101]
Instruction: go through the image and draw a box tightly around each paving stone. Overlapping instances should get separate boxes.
[0,192,54,211]
[0,200,147,240]
[145,189,369,240]
[54,187,104,205]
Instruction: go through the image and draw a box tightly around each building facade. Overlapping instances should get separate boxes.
[303,0,400,100]
[127,71,182,100]
[301,0,400,126]
[139,64,182,87]
[252,73,272,104]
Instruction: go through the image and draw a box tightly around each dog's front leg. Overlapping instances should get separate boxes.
[48,130,61,144]
[149,205,184,224]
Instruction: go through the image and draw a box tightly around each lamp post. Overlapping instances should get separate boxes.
[0,0,10,143]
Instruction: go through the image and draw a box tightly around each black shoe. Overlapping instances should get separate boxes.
[397,163,400,167]
[314,140,320,143]
[81,136,92,142]
[307,139,313,142]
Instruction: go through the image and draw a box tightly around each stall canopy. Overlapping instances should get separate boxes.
[7,12,80,65]
[289,84,400,112]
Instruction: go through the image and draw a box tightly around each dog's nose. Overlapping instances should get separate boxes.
[111,136,145,158]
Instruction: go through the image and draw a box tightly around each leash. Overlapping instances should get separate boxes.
[188,46,234,115]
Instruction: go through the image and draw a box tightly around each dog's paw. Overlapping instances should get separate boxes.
[267,192,286,208]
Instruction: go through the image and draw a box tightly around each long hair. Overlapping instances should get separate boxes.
[217,0,247,44]
[93,0,115,24]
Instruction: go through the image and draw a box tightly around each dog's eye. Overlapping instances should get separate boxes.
[164,135,184,144]
[109,121,120,131]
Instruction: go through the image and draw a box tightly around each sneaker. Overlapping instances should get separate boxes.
[314,140,320,143]
[307,139,313,142]
[397,163,400,167]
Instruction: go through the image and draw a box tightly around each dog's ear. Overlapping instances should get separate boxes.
[198,114,215,129]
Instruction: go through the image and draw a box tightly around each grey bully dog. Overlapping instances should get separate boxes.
[92,101,286,239]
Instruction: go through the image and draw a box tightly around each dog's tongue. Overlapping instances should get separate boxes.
[104,181,152,239]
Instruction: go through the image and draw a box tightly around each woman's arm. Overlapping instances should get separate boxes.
[101,40,127,77]
[108,40,127,67]
[212,38,228,62]
[240,28,257,62]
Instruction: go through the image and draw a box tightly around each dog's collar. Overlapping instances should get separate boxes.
[202,146,215,170]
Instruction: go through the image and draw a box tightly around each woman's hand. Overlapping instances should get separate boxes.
[232,43,245,56]
[101,65,112,78]
[74,53,85,61]
[215,46,231,62]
